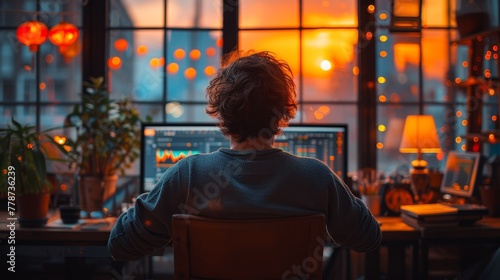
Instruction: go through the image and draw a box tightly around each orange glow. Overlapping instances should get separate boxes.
[494,45,498,51]
[380,51,387,57]
[461,144,466,151]
[45,54,54,64]
[189,49,201,60]
[137,45,148,56]
[206,47,216,57]
[48,22,79,48]
[462,61,468,67]
[320,60,332,71]
[461,120,468,126]
[456,111,462,117]
[489,88,495,96]
[367,5,375,14]
[484,69,491,78]
[352,66,359,75]
[473,137,479,142]
[436,152,444,161]
[492,115,498,121]
[184,67,197,80]
[150,58,160,69]
[159,57,165,66]
[39,83,46,90]
[144,129,155,137]
[394,43,419,72]
[377,76,386,84]
[204,66,216,76]
[167,63,179,74]
[54,136,67,145]
[378,124,386,132]
[379,95,387,102]
[489,134,495,141]
[216,38,223,47]
[365,32,373,40]
[27,143,33,149]
[379,35,388,42]
[455,77,461,84]
[400,115,441,154]
[455,137,462,144]
[379,13,388,20]
[107,56,122,70]
[376,142,384,149]
[174,48,186,60]
[59,40,80,61]
[114,38,128,52]
[60,184,67,191]
[16,21,48,52]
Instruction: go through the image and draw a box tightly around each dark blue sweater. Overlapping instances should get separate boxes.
[108,148,381,260]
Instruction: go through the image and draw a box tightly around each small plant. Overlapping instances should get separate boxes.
[62,77,149,176]
[0,118,51,194]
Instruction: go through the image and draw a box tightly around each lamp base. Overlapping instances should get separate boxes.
[410,165,430,203]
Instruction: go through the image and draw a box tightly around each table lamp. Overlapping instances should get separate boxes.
[399,115,441,203]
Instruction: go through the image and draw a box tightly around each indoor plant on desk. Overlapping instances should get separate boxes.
[61,77,149,217]
[0,118,61,227]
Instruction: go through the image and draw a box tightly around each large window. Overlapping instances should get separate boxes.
[0,1,82,130]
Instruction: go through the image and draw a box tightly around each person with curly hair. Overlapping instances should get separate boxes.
[108,51,381,263]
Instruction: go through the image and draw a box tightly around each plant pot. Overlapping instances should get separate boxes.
[17,192,50,228]
[78,175,118,215]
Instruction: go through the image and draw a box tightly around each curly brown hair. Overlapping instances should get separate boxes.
[206,51,297,142]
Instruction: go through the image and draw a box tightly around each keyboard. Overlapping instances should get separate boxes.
[438,202,489,225]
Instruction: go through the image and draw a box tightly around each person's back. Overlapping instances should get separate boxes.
[108,50,381,261]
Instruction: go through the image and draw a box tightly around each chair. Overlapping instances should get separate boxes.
[172,213,326,280]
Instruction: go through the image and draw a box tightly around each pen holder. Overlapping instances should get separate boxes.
[362,194,381,216]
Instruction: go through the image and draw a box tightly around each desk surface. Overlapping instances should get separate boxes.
[0,211,114,245]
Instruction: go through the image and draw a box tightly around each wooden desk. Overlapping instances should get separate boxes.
[0,212,146,279]
[367,216,500,280]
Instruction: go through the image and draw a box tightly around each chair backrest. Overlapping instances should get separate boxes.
[172,213,326,280]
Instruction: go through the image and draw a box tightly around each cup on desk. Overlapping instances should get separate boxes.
[362,194,381,216]
[59,205,81,224]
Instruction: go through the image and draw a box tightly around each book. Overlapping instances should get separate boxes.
[401,213,459,230]
[400,203,458,219]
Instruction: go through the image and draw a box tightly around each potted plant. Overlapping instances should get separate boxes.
[0,118,57,227]
[61,77,148,215]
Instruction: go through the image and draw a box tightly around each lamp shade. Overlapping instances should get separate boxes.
[399,115,441,154]
[48,22,79,49]
[16,21,48,52]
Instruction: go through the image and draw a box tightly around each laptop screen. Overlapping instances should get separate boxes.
[140,123,348,193]
[440,151,481,198]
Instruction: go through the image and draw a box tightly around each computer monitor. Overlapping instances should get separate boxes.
[440,151,481,198]
[140,123,348,193]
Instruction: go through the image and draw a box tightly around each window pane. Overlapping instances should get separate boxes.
[166,104,215,123]
[376,31,420,103]
[167,0,222,28]
[302,29,358,102]
[303,0,357,27]
[422,29,451,102]
[240,0,299,28]
[40,38,82,102]
[0,0,36,27]
[108,30,164,101]
[109,0,164,27]
[300,104,358,173]
[167,30,222,102]
[40,105,74,130]
[422,0,450,27]
[239,30,300,98]
[135,103,164,122]
[40,0,82,27]
[376,105,419,175]
[0,105,37,126]
[0,31,39,102]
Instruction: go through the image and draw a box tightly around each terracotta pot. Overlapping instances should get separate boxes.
[17,192,50,228]
[78,175,118,213]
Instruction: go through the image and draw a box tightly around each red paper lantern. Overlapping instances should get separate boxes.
[16,21,48,52]
[48,22,79,51]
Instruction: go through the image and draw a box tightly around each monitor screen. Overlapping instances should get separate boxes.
[140,123,348,193]
[440,151,481,198]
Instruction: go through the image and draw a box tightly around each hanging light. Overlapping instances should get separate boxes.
[48,22,79,52]
[16,21,48,52]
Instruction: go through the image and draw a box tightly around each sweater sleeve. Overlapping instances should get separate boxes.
[325,174,382,252]
[108,166,185,261]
